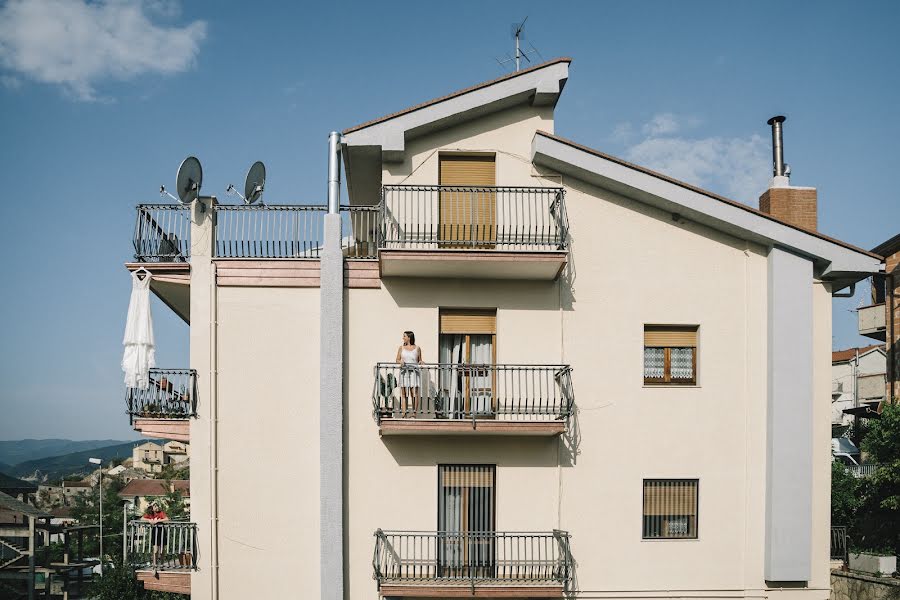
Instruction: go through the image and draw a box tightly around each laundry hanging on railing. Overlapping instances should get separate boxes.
[122,269,156,389]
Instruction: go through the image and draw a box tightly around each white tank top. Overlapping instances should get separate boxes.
[400,346,419,365]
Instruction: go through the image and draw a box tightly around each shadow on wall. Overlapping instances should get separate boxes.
[381,435,566,468]
[382,277,571,312]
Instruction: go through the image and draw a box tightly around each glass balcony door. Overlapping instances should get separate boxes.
[438,333,495,419]
[438,465,496,579]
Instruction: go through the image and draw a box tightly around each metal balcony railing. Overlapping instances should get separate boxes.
[133,205,191,262]
[126,369,197,421]
[126,521,197,571]
[372,363,574,424]
[214,204,380,259]
[830,525,848,562]
[373,530,573,589]
[847,464,881,478]
[381,185,568,250]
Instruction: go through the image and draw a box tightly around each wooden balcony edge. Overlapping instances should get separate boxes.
[379,419,565,436]
[379,583,565,598]
[136,570,191,595]
[133,418,190,443]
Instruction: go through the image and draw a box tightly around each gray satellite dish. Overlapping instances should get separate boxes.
[175,156,203,204]
[244,161,266,204]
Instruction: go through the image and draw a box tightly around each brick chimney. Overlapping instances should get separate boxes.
[758,116,818,231]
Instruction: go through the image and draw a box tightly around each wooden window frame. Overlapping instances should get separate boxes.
[642,478,699,540]
[643,325,698,385]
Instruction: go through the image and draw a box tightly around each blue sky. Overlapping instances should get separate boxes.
[0,0,897,440]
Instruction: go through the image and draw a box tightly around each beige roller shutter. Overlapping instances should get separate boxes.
[643,480,698,516]
[644,325,698,347]
[439,155,496,247]
[440,309,497,335]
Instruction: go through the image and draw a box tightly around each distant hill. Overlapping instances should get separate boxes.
[0,439,132,466]
[10,441,145,482]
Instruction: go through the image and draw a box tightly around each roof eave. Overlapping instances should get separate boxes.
[531,131,883,283]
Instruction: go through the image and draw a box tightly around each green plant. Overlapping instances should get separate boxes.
[379,373,397,404]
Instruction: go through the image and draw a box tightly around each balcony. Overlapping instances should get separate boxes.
[379,185,569,280]
[127,369,197,442]
[127,520,196,594]
[857,303,886,341]
[373,530,573,598]
[129,205,192,322]
[372,363,574,436]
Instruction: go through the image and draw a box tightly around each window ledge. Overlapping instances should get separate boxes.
[642,384,702,389]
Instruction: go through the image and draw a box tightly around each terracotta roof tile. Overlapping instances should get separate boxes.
[832,344,884,363]
[118,479,189,498]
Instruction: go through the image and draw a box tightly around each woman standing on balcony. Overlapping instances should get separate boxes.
[396,331,423,417]
[143,502,169,566]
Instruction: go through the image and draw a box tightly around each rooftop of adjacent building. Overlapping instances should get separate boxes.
[118,478,189,499]
[832,344,885,364]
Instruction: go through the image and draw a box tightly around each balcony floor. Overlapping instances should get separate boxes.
[136,570,190,595]
[379,418,565,436]
[379,584,565,598]
[379,250,567,280]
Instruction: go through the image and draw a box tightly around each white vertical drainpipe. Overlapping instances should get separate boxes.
[210,260,219,600]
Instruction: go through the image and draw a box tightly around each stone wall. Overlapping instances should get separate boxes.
[831,570,900,600]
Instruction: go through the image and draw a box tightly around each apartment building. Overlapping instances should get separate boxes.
[121,58,884,598]
[857,233,900,402]
[831,344,886,427]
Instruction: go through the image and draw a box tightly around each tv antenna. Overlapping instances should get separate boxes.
[496,17,542,72]
[226,161,266,205]
[160,156,203,204]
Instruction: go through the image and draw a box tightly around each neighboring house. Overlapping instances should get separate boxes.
[61,481,91,504]
[118,479,190,515]
[858,233,900,402]
[132,441,190,474]
[121,58,884,598]
[831,344,886,426]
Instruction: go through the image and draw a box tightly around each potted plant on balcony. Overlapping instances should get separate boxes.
[378,372,398,417]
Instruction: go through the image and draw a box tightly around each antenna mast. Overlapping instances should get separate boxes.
[515,17,527,71]
[496,17,541,72]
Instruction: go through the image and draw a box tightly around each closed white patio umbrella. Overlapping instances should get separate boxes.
[122,268,156,389]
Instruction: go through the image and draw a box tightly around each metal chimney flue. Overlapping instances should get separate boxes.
[767,115,786,177]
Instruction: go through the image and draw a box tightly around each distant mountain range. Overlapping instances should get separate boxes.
[0,439,131,466]
[0,439,144,483]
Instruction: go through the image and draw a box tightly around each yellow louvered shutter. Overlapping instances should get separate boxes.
[644,326,698,347]
[440,309,497,335]
[439,155,496,247]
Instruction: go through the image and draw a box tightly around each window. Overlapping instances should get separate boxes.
[643,325,698,384]
[439,309,497,418]
[439,154,497,247]
[438,465,496,576]
[642,479,698,539]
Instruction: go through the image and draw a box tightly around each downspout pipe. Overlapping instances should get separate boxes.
[320,131,344,600]
[328,131,341,214]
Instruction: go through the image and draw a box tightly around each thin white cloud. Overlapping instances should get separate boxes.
[617,113,770,204]
[0,0,207,101]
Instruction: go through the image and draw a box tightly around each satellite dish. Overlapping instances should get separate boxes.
[175,156,203,204]
[244,161,266,205]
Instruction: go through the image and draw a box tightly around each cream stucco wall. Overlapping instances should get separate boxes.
[185,100,834,600]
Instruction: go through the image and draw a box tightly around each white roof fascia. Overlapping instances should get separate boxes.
[531,133,882,280]
[343,61,569,161]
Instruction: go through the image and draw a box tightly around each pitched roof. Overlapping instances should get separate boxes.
[533,131,881,261]
[872,233,900,259]
[0,472,37,495]
[118,479,190,498]
[342,57,572,135]
[0,491,50,519]
[832,344,885,363]
[62,481,91,488]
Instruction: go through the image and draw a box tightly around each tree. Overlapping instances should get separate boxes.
[160,483,187,520]
[853,402,900,555]
[70,475,127,560]
[831,461,862,528]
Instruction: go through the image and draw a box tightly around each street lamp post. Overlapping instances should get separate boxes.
[88,458,103,576]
